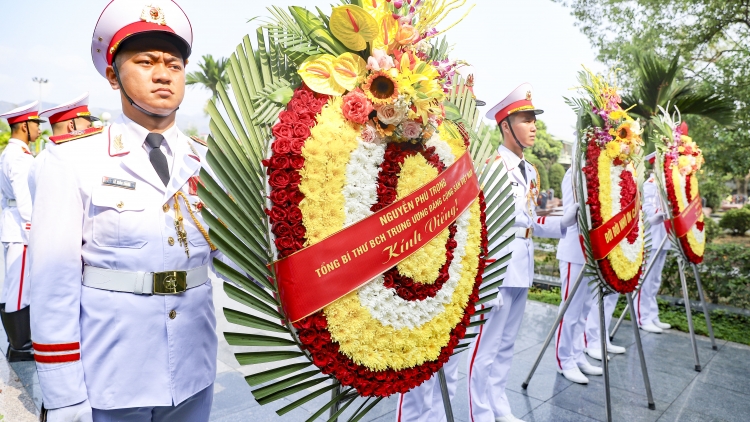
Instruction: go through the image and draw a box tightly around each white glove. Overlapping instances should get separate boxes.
[561,203,580,229]
[484,291,504,312]
[46,400,93,422]
[648,212,665,226]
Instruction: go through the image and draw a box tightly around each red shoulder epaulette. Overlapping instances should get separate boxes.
[190,135,207,147]
[49,127,104,145]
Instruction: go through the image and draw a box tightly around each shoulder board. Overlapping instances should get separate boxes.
[190,135,207,147]
[49,127,104,145]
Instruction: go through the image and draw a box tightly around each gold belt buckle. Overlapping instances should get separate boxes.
[153,271,187,295]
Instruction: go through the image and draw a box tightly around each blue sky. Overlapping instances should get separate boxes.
[0,0,603,139]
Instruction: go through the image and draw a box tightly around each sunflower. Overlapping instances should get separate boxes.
[362,71,399,104]
[615,122,633,141]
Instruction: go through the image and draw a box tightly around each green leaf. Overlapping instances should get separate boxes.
[235,350,305,366]
[267,85,294,105]
[224,283,283,320]
[223,308,288,334]
[213,260,278,307]
[276,384,338,415]
[289,6,349,55]
[257,377,331,405]
[246,362,313,386]
[225,332,296,348]
[252,370,321,399]
[305,388,353,422]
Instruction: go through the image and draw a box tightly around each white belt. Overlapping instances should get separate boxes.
[6,199,16,207]
[515,227,533,239]
[83,264,209,295]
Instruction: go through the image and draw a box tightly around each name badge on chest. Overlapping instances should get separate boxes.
[102,176,136,190]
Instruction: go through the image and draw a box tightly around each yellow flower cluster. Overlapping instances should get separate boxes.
[438,121,468,158]
[671,166,705,256]
[395,55,445,123]
[597,152,643,280]
[396,154,450,284]
[324,200,482,371]
[299,98,362,243]
[604,121,643,164]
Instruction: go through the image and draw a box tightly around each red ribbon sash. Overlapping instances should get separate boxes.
[273,152,481,323]
[588,194,640,261]
[667,195,702,238]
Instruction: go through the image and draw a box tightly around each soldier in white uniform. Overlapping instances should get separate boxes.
[29,1,225,421]
[465,84,578,422]
[636,153,671,333]
[0,101,43,361]
[553,168,604,384]
[31,93,101,201]
[583,292,625,360]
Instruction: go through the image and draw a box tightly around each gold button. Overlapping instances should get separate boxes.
[116,201,124,208]
[169,310,177,319]
[168,237,175,246]
[163,203,169,213]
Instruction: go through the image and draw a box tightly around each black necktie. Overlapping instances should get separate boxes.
[519,160,527,183]
[145,133,170,186]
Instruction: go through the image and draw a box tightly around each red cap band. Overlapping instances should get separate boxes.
[6,111,40,125]
[48,106,91,124]
[106,21,177,66]
[494,99,534,123]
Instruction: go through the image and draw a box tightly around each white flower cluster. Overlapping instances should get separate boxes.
[425,133,455,167]
[343,140,387,227]
[609,164,643,262]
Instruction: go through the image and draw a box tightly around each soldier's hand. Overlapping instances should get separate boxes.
[561,203,580,228]
[46,400,92,422]
[648,212,665,226]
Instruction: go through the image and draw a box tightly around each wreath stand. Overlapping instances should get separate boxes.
[609,231,717,372]
[328,368,455,421]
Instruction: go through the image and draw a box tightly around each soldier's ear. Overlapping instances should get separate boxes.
[105,66,120,91]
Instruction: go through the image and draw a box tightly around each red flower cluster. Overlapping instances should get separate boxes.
[383,224,458,301]
[264,84,329,257]
[291,143,487,397]
[664,156,704,264]
[582,137,640,293]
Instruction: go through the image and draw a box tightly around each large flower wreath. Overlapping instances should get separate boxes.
[569,69,646,294]
[653,114,706,264]
[197,1,515,419]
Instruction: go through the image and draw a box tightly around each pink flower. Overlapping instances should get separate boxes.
[402,120,423,139]
[341,89,373,125]
[361,124,381,144]
[367,49,395,72]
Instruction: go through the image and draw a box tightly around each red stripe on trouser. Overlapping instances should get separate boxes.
[468,305,485,422]
[35,353,80,363]
[33,342,80,352]
[17,245,27,310]
[555,262,571,370]
[397,392,404,422]
[584,332,587,348]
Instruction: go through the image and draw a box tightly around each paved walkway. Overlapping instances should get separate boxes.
[1,274,749,421]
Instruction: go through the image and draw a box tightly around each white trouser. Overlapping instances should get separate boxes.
[584,291,619,349]
[92,383,213,422]
[1,242,29,312]
[466,287,528,421]
[636,249,667,327]
[395,352,460,422]
[554,262,596,371]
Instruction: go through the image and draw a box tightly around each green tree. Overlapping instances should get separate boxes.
[529,120,563,170]
[186,54,230,98]
[0,120,10,151]
[549,163,565,197]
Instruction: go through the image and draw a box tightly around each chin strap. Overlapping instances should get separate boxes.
[504,117,527,150]
[112,61,178,119]
[24,122,31,144]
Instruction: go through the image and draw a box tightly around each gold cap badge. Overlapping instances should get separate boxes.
[526,91,532,101]
[141,5,166,25]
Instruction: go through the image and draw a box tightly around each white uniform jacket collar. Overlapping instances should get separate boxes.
[107,115,202,203]
[497,144,530,189]
[7,138,31,153]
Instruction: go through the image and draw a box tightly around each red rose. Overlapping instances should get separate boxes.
[269,189,289,205]
[278,110,299,123]
[272,123,295,139]
[271,138,292,154]
[269,206,288,222]
[268,170,291,189]
[272,221,292,237]
[288,190,305,204]
[292,89,315,103]
[288,206,303,223]
[297,111,316,127]
[341,89,373,125]
[291,122,311,141]
[269,154,290,169]
[290,138,305,155]
[274,236,294,250]
[291,224,306,238]
[297,329,316,345]
[289,99,310,115]
[308,98,327,114]
[289,155,305,169]
[288,172,302,188]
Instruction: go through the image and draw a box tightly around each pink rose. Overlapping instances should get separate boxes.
[341,89,373,125]
[366,49,395,72]
[376,103,406,125]
[402,120,423,139]
[360,124,380,143]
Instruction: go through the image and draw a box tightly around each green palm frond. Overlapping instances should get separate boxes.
[186,54,231,98]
